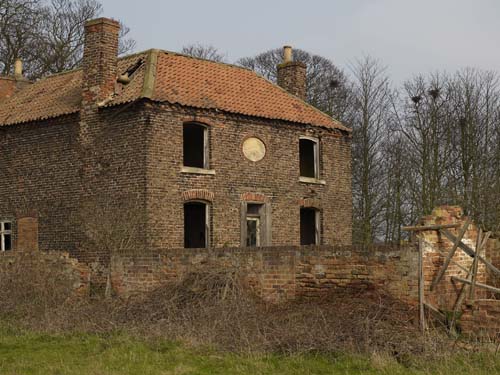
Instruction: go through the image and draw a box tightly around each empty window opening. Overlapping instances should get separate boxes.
[246,203,263,247]
[299,138,318,178]
[183,123,207,168]
[184,202,208,248]
[300,208,319,245]
[0,221,12,251]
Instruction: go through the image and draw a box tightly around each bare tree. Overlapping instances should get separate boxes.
[237,47,352,123]
[395,74,454,217]
[0,0,42,76]
[380,130,411,243]
[0,0,135,79]
[181,43,226,62]
[446,69,500,230]
[349,56,393,244]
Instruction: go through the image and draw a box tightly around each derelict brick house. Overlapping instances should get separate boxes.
[0,18,351,264]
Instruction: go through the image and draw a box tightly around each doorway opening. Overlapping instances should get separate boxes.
[184,202,208,248]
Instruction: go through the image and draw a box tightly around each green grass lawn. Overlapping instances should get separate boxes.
[0,327,499,375]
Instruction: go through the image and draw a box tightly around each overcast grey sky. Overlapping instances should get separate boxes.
[100,0,500,83]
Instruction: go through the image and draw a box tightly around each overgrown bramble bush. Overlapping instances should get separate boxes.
[0,263,467,360]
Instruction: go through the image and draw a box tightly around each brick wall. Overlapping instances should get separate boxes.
[0,99,351,290]
[110,244,418,303]
[0,115,81,252]
[0,250,90,297]
[16,215,38,251]
[145,102,352,250]
[461,300,500,339]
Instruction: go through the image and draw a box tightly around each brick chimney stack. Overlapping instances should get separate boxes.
[82,17,120,104]
[277,46,307,101]
[0,59,31,101]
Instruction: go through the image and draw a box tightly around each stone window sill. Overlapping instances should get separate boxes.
[181,166,216,175]
[299,176,326,185]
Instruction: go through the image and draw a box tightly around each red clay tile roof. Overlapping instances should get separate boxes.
[0,70,82,125]
[0,49,349,132]
[0,53,147,126]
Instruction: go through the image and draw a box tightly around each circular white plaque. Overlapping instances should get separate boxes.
[242,137,266,162]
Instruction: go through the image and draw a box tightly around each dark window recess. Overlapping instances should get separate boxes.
[300,208,317,245]
[184,202,207,248]
[299,139,316,178]
[4,234,11,251]
[246,218,259,247]
[183,123,205,168]
[247,203,261,216]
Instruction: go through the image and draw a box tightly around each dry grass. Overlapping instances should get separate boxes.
[0,264,492,362]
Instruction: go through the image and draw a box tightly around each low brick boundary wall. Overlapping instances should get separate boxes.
[111,244,419,303]
[0,251,90,297]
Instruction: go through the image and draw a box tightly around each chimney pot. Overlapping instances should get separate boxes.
[14,59,23,79]
[283,46,293,63]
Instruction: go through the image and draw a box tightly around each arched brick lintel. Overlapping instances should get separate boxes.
[299,198,321,210]
[182,189,214,202]
[181,116,215,127]
[240,192,269,203]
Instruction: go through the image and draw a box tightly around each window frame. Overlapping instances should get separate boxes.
[240,202,271,247]
[299,136,320,180]
[182,122,210,170]
[0,220,13,252]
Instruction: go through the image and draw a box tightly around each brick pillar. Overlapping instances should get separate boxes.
[277,46,307,101]
[16,216,38,251]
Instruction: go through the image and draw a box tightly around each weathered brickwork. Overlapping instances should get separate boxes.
[0,250,90,297]
[419,206,487,310]
[110,244,418,303]
[0,98,350,279]
[461,299,500,339]
[16,215,39,251]
[0,18,352,275]
[0,115,81,252]
[277,61,307,101]
[145,103,352,250]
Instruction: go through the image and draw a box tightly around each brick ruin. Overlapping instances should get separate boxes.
[0,16,498,339]
[1,205,498,338]
[417,206,500,338]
